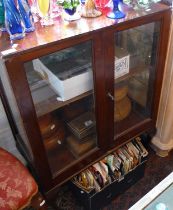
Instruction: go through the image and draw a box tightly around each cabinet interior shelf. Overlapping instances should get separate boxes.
[46,137,97,177]
[114,63,150,84]
[33,63,149,117]
[114,109,147,138]
[35,90,93,117]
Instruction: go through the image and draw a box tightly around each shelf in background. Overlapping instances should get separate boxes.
[34,89,93,117]
[46,136,97,177]
[115,63,149,84]
[46,144,76,176]
[33,63,149,116]
[114,109,148,138]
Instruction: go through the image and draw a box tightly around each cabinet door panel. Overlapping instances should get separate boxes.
[114,22,160,138]
[24,41,98,176]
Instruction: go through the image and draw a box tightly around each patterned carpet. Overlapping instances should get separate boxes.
[44,147,173,210]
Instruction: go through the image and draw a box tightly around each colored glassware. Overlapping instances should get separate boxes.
[28,0,39,22]
[0,0,6,31]
[51,0,61,18]
[0,0,4,25]
[3,0,25,40]
[94,0,111,10]
[62,0,81,21]
[18,0,35,32]
[37,0,54,26]
[107,0,126,19]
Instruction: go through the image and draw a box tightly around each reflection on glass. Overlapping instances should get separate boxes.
[114,22,160,138]
[144,183,173,210]
[24,41,97,176]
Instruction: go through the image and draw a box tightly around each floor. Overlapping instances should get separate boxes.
[27,146,173,210]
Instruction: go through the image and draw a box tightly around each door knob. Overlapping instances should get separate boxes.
[107,92,114,101]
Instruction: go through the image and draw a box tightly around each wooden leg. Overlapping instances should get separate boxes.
[29,192,49,210]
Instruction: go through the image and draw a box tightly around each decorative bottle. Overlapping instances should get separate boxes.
[17,0,35,32]
[3,0,25,40]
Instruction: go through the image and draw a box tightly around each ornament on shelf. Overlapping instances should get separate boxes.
[59,0,81,21]
[0,0,7,31]
[18,0,35,32]
[3,0,25,40]
[37,0,54,26]
[28,0,39,22]
[107,0,126,19]
[0,0,6,31]
[81,0,102,18]
[50,0,61,18]
[0,0,4,25]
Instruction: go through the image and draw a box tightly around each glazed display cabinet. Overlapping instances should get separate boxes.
[0,3,171,199]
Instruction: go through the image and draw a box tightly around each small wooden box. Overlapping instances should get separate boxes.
[67,112,96,140]
[66,135,96,158]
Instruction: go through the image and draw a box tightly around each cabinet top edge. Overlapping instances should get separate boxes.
[0,3,170,60]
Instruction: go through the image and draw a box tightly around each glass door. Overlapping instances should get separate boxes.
[24,41,98,176]
[114,22,160,138]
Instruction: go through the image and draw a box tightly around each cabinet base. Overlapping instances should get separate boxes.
[151,136,173,157]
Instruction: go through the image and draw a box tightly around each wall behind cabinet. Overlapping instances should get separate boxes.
[0,98,25,163]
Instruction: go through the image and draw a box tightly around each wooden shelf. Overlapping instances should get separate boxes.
[115,63,149,84]
[46,136,97,177]
[114,107,147,137]
[33,63,149,116]
[34,89,93,117]
[47,144,76,176]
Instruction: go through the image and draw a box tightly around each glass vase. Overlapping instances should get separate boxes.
[3,0,25,40]
[62,0,81,21]
[94,0,111,10]
[63,8,81,21]
[18,0,35,32]
[0,0,6,31]
[28,0,39,22]
[37,0,54,26]
[0,0,4,25]
[107,0,126,19]
[50,0,61,18]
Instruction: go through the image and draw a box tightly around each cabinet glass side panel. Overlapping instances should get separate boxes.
[114,22,160,138]
[24,41,98,176]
